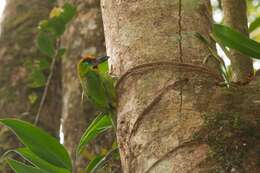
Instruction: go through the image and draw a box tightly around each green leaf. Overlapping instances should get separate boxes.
[37,32,55,57]
[85,148,119,173]
[195,33,231,84]
[49,7,63,18]
[15,148,70,173]
[249,17,260,33]
[28,92,38,105]
[60,3,76,24]
[47,17,66,36]
[39,4,75,37]
[57,48,66,58]
[77,114,112,154]
[0,119,72,171]
[85,155,104,173]
[38,20,49,31]
[28,69,46,88]
[36,58,50,70]
[213,24,260,59]
[8,159,47,173]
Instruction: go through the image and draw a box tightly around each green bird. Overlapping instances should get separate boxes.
[77,55,117,126]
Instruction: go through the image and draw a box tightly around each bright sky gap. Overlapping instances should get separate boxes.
[0,0,6,18]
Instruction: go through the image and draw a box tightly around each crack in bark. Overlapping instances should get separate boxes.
[178,0,184,113]
[144,140,200,173]
[178,0,183,63]
[179,84,183,113]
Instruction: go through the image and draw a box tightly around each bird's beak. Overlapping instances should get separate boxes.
[96,55,110,65]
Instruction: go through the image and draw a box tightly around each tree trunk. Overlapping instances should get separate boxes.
[222,0,253,83]
[0,0,62,172]
[59,0,120,172]
[102,0,259,172]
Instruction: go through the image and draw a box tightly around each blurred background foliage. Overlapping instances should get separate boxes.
[210,0,260,69]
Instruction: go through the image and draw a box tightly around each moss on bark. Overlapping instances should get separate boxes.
[194,111,258,172]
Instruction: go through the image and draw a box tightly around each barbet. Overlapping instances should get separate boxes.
[77,55,117,123]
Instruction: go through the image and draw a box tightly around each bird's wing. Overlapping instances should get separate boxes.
[84,70,111,111]
[101,74,117,109]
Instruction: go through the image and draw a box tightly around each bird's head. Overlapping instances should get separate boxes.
[78,55,110,77]
[80,55,109,68]
[80,55,96,67]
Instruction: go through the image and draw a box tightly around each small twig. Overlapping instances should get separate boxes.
[34,55,57,125]
[34,36,61,125]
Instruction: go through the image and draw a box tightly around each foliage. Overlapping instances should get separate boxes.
[249,17,260,33]
[36,3,76,57]
[0,119,71,173]
[1,63,118,172]
[85,148,119,173]
[77,113,113,154]
[0,3,77,173]
[213,24,260,60]
[0,114,116,173]
[0,3,118,172]
[195,32,231,85]
[196,23,260,87]
[8,159,47,173]
[27,3,76,89]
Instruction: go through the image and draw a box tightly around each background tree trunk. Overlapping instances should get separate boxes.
[222,0,253,83]
[102,0,259,172]
[58,0,120,172]
[0,0,62,172]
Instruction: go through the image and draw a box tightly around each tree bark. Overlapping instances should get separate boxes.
[58,0,120,172]
[222,0,253,83]
[102,0,259,172]
[0,0,61,172]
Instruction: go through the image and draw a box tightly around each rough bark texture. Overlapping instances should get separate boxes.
[102,0,259,172]
[222,0,253,83]
[58,0,120,172]
[0,0,61,172]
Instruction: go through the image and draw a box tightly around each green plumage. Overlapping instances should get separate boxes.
[77,58,116,114]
